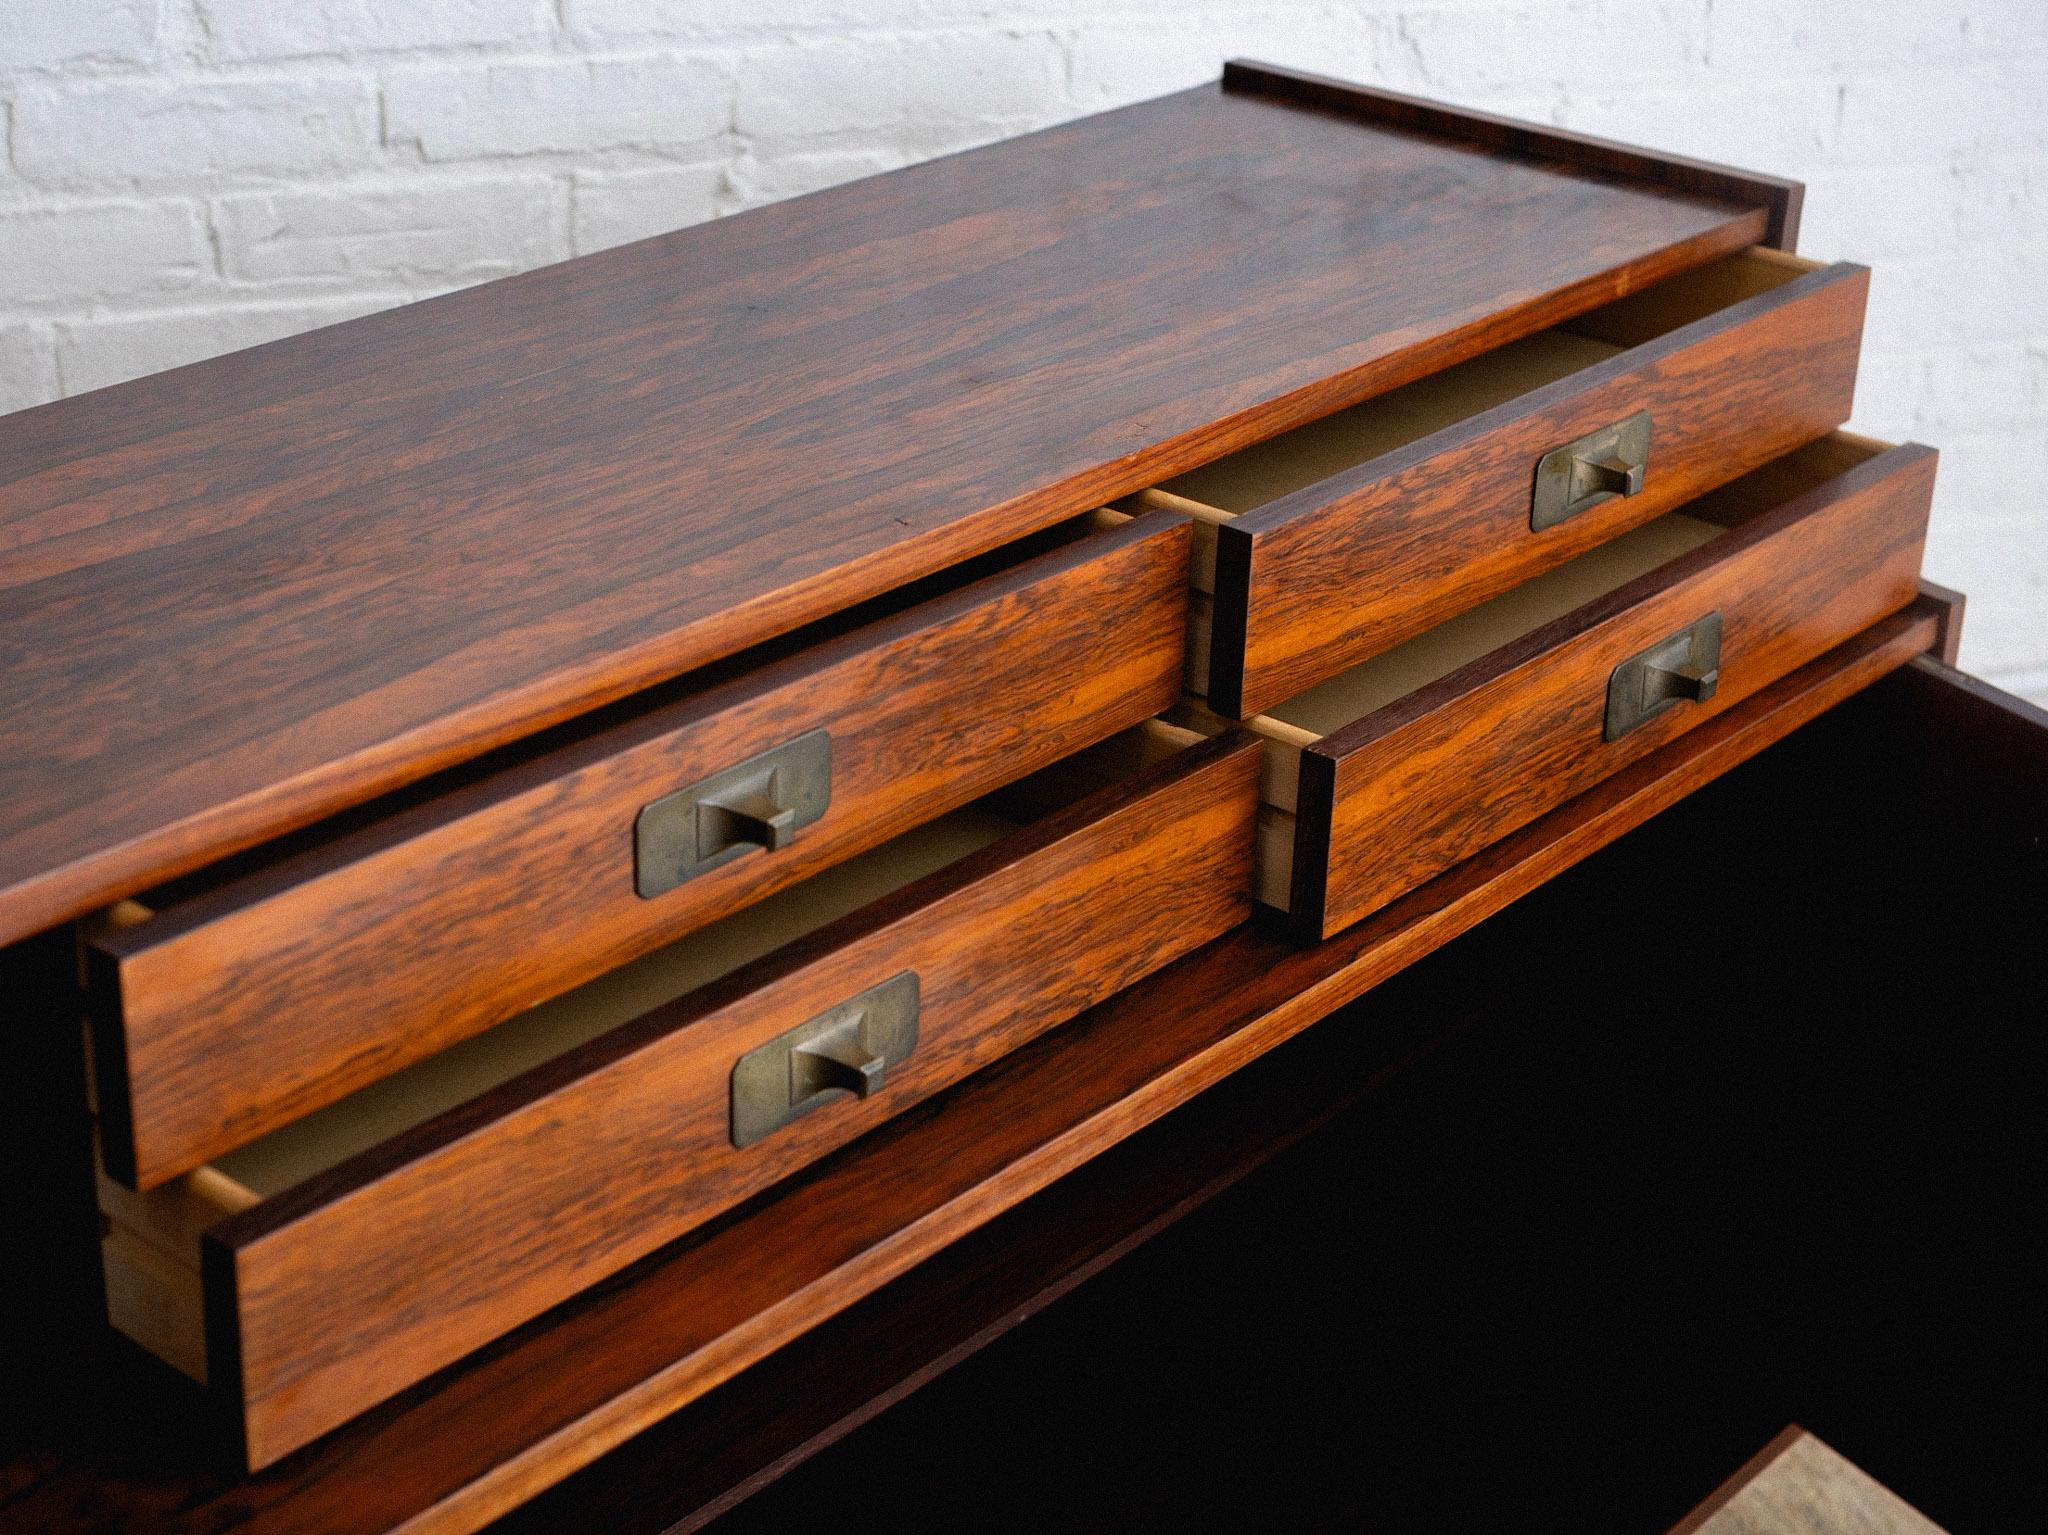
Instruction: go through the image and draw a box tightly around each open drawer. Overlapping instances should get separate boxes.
[95,720,1261,1469]
[85,508,1190,1192]
[1174,433,1934,939]
[1148,246,1868,718]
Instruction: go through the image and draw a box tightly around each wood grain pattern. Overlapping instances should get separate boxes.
[87,512,1188,1192]
[0,601,1958,1535]
[205,730,1261,1469]
[1222,60,1804,248]
[1210,261,1868,717]
[0,75,1767,948]
[1293,440,1936,936]
[1670,1428,1951,1535]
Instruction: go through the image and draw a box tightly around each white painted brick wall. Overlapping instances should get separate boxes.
[1,0,2043,699]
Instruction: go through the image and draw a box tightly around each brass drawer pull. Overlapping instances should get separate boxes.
[1532,410,1653,531]
[730,971,920,1147]
[635,729,832,897]
[1605,612,1722,741]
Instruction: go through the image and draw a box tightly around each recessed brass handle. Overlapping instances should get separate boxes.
[730,971,920,1148]
[1605,612,1722,741]
[1532,411,1653,531]
[788,1021,888,1101]
[697,792,798,855]
[635,729,831,897]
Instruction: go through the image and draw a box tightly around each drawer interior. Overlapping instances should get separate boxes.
[1171,434,1893,910]
[98,719,1206,1378]
[1157,246,1818,531]
[217,811,1017,1201]
[1261,514,1724,737]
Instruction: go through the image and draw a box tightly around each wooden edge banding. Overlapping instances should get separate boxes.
[1665,1425,1813,1535]
[202,1235,249,1473]
[1902,654,2048,734]
[1123,487,1234,526]
[189,1166,261,1217]
[1209,515,1255,715]
[1222,60,1802,250]
[1290,748,1335,937]
[1916,576,1967,665]
[84,945,142,1191]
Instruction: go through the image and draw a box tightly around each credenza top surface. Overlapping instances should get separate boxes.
[0,74,1765,943]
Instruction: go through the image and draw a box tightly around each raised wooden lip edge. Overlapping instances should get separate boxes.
[1664,1424,1813,1535]
[0,75,1772,953]
[1205,257,1867,716]
[1222,59,1804,249]
[145,594,1947,1534]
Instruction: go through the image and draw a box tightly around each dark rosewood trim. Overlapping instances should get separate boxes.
[1665,1426,1813,1535]
[1222,59,1804,249]
[1208,511,1255,717]
[1917,576,1968,665]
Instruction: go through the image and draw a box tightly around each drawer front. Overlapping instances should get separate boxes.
[1210,261,1868,718]
[205,730,1261,1469]
[1291,440,1934,938]
[89,513,1190,1191]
